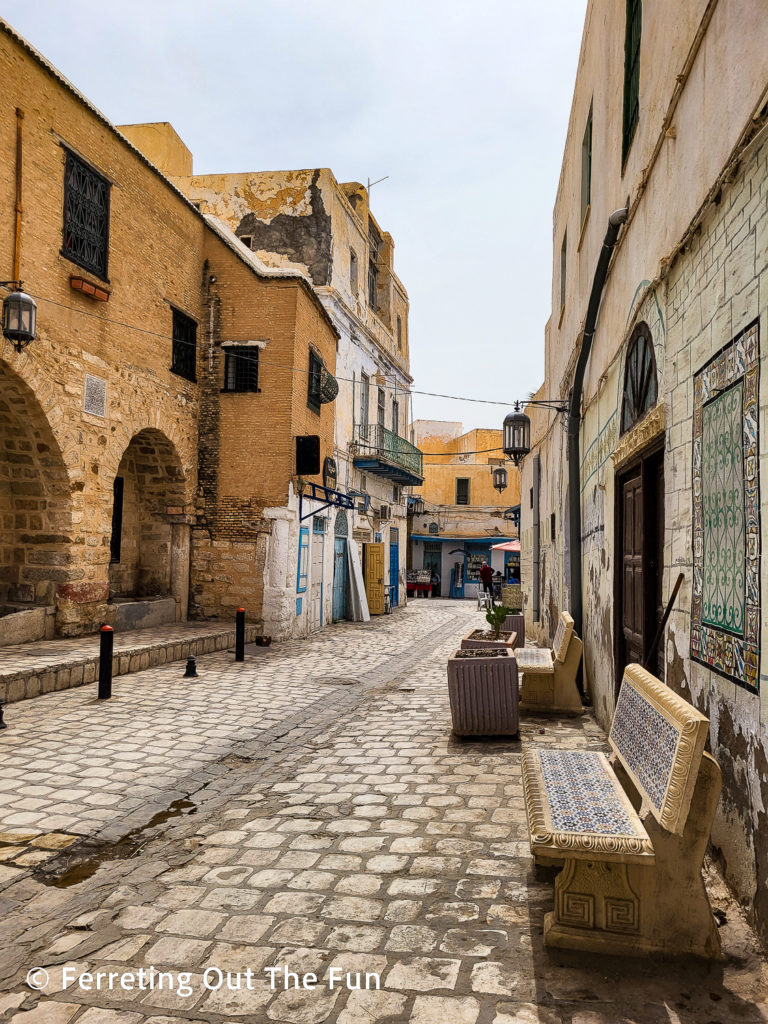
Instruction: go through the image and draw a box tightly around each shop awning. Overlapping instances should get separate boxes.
[411,535,515,543]
[491,539,521,552]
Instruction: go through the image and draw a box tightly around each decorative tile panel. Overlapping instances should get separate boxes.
[691,319,760,693]
[610,681,679,812]
[553,611,574,663]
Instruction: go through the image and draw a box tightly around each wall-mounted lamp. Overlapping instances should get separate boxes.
[492,466,508,493]
[1,282,36,352]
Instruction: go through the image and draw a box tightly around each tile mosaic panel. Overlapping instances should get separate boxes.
[610,681,679,815]
[538,750,639,836]
[691,319,760,693]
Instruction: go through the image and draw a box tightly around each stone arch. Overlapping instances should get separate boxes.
[0,358,74,608]
[108,427,189,600]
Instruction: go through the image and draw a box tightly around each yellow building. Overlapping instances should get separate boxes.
[409,421,520,598]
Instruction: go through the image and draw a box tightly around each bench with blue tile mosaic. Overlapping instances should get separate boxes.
[522,663,722,958]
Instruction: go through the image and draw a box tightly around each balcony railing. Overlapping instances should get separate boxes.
[353,423,424,484]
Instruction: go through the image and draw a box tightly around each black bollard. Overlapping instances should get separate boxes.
[183,655,198,678]
[0,698,7,730]
[235,607,245,662]
[98,624,114,700]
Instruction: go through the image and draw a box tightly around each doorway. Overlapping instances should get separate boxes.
[615,443,664,692]
[389,527,399,607]
[310,517,325,632]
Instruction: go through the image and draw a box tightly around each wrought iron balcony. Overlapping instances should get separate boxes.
[352,423,424,486]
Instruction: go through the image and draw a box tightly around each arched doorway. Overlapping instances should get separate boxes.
[0,361,72,614]
[614,322,664,689]
[109,429,189,618]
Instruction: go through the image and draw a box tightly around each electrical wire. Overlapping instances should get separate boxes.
[5,285,526,409]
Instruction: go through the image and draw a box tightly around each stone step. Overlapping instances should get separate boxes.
[0,620,263,704]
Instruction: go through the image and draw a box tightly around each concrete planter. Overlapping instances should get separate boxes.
[460,629,516,651]
[446,649,519,737]
[502,614,526,648]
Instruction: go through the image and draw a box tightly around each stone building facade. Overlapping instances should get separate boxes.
[410,422,520,598]
[150,163,422,623]
[520,0,768,944]
[0,21,337,644]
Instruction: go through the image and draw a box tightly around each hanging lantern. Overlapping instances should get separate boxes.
[2,285,37,352]
[503,404,531,467]
[407,495,425,515]
[492,466,508,493]
[319,364,339,404]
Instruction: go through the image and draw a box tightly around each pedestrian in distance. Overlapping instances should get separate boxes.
[479,561,494,594]
[430,569,440,599]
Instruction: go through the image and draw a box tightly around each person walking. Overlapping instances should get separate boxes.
[430,569,441,599]
[479,561,494,595]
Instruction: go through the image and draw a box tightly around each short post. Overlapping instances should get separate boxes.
[235,607,245,662]
[0,698,7,730]
[98,625,114,700]
[183,655,198,678]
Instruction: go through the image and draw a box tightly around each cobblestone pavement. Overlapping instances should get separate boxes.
[1,600,767,1024]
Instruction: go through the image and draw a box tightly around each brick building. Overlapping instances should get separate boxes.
[0,21,336,644]
[139,161,423,624]
[520,0,768,944]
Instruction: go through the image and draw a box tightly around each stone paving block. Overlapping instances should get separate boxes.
[410,995,480,1024]
[336,990,408,1024]
[386,956,461,992]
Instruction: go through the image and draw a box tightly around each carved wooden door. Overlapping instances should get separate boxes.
[621,470,644,668]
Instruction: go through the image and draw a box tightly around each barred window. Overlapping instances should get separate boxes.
[622,0,641,162]
[223,346,260,392]
[171,309,197,383]
[62,149,110,280]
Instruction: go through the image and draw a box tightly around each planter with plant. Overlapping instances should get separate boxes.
[461,603,516,650]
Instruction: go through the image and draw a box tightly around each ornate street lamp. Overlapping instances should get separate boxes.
[1,283,37,352]
[492,466,508,493]
[503,403,531,467]
[407,495,425,515]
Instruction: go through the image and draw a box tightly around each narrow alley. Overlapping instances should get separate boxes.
[1,602,766,1024]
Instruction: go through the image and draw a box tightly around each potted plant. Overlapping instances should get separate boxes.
[446,642,519,737]
[460,603,516,650]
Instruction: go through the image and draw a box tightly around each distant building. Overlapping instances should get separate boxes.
[409,422,520,598]
[521,0,768,946]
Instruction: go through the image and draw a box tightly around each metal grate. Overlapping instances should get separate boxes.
[62,149,110,279]
[622,0,641,162]
[171,309,197,383]
[223,346,259,392]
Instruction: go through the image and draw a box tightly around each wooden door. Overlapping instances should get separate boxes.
[364,542,385,615]
[389,528,399,607]
[621,470,644,667]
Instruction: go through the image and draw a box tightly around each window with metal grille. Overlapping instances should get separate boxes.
[171,309,197,382]
[377,387,385,427]
[397,315,403,349]
[560,230,567,311]
[62,149,110,280]
[581,103,593,224]
[223,346,259,392]
[392,399,399,436]
[308,349,322,413]
[360,372,370,428]
[456,478,470,505]
[622,0,641,163]
[368,222,380,308]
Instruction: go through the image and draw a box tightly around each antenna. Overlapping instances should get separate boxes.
[366,175,390,197]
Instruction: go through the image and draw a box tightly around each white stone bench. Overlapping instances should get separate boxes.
[515,611,583,714]
[522,663,722,957]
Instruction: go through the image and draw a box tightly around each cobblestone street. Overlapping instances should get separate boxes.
[1,601,767,1024]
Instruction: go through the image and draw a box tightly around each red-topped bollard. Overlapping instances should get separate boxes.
[98,624,114,700]
[235,607,245,662]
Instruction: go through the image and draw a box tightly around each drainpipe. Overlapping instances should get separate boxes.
[567,207,628,657]
[532,454,540,621]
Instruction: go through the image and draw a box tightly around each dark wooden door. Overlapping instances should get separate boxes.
[622,470,644,667]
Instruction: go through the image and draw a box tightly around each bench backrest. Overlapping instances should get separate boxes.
[609,664,709,835]
[552,611,574,663]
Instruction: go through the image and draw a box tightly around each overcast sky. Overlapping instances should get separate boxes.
[4,0,586,431]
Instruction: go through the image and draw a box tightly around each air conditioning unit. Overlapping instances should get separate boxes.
[378,504,391,520]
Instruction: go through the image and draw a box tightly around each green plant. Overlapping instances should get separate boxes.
[485,603,512,639]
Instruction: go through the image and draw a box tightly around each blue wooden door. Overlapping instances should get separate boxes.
[389,528,399,607]
[333,537,347,621]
